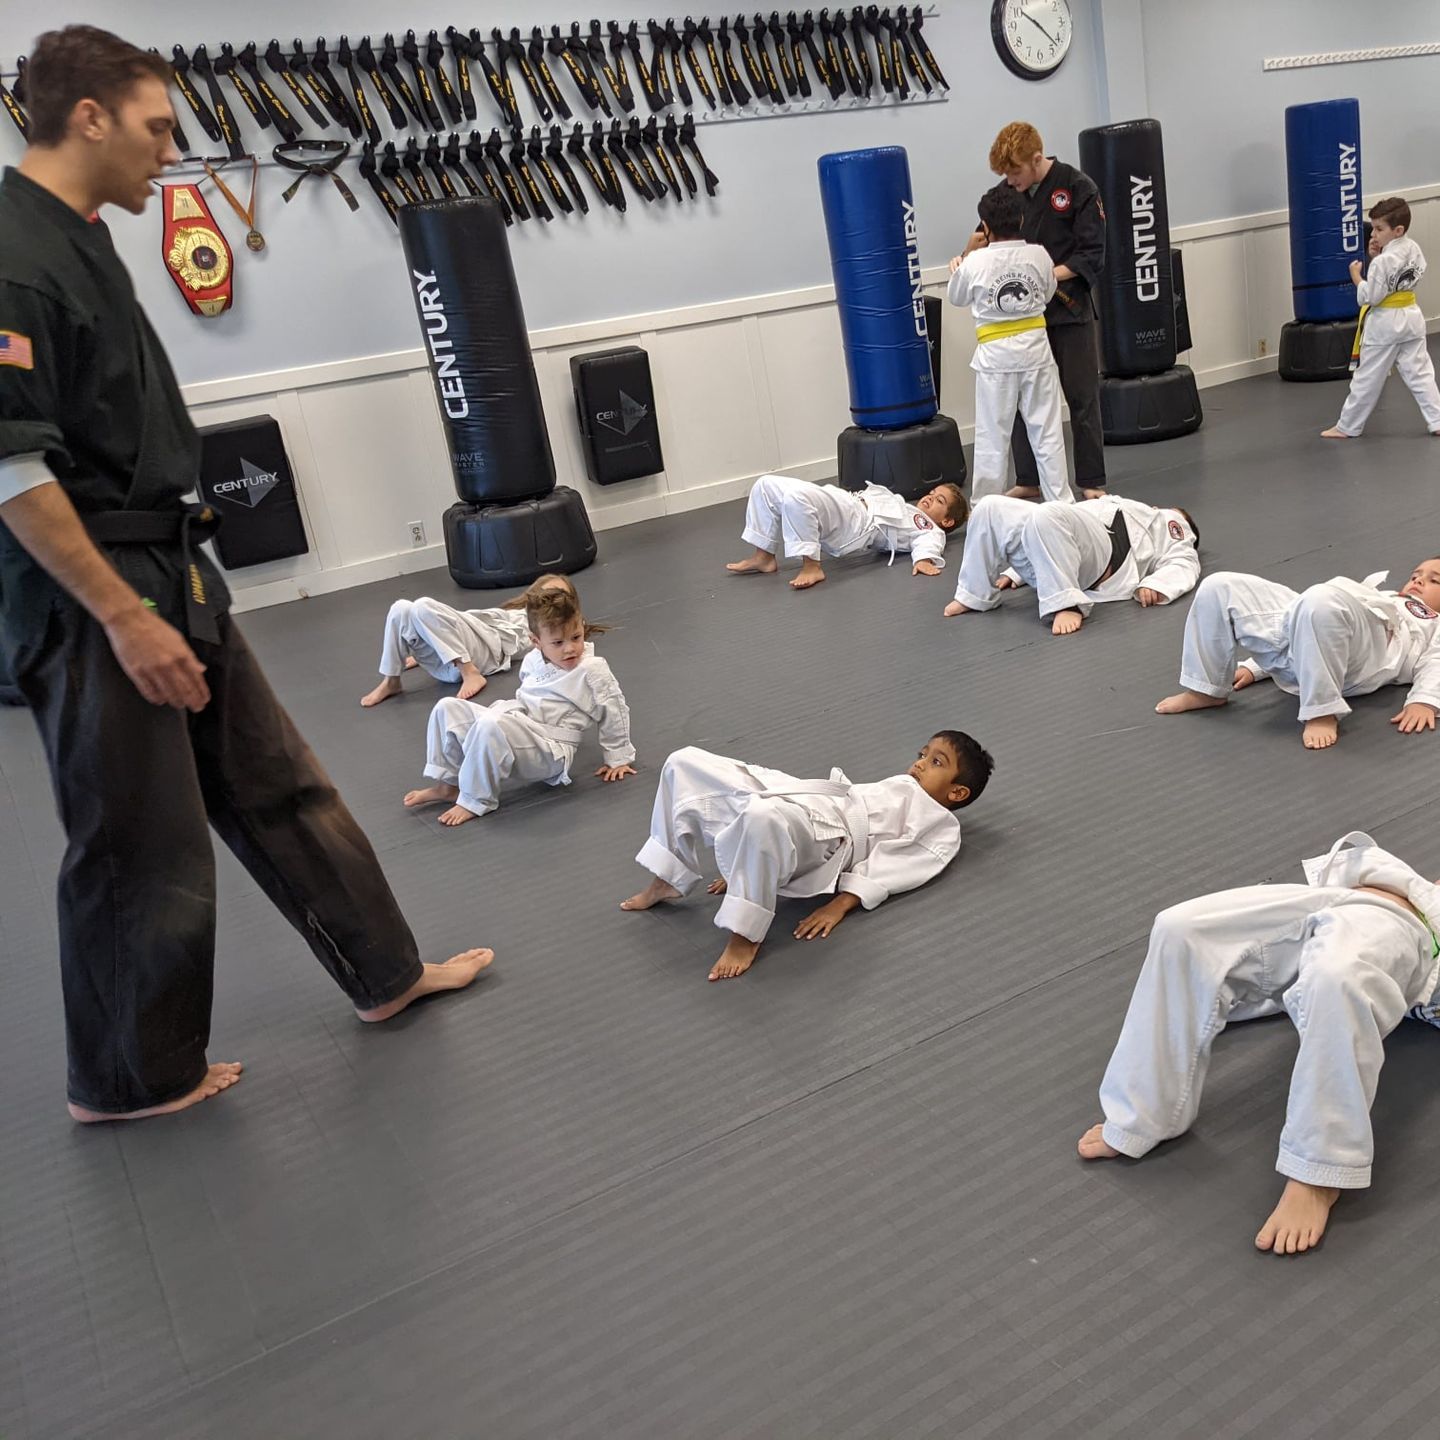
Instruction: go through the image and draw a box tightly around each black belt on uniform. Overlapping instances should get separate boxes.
[82,504,223,643]
[1090,514,1132,592]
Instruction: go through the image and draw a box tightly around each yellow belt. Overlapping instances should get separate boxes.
[1379,289,1418,309]
[976,314,1046,344]
[1350,291,1418,366]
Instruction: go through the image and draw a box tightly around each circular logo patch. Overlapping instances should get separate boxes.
[913,513,933,530]
[1405,595,1437,620]
[1167,519,1184,540]
[1050,188,1072,213]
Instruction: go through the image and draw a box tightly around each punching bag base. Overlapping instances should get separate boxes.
[1099,366,1202,445]
[1278,319,1357,383]
[837,414,967,503]
[444,488,597,589]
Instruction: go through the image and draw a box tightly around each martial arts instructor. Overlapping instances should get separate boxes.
[0,27,491,1122]
[964,121,1107,499]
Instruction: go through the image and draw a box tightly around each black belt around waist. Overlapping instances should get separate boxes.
[82,505,223,642]
[1090,514,1132,591]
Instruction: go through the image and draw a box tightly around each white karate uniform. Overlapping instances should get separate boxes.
[952,494,1200,618]
[1098,832,1440,1188]
[636,746,962,942]
[947,240,1070,504]
[423,643,634,816]
[741,475,950,569]
[378,596,531,682]
[1179,570,1440,720]
[1334,235,1440,436]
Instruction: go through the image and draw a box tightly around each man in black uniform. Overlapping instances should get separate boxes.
[0,27,492,1122]
[964,121,1107,499]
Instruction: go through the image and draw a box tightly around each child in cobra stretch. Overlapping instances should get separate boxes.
[360,573,577,707]
[403,584,636,827]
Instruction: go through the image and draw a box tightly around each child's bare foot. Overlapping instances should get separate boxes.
[1051,609,1084,636]
[1081,488,1107,500]
[707,878,728,894]
[361,676,403,708]
[1255,1179,1340,1254]
[457,662,488,701]
[943,600,971,617]
[68,1062,244,1122]
[621,877,682,911]
[994,575,1018,590]
[1320,427,1353,440]
[1302,716,1340,750]
[403,656,419,669]
[1156,689,1228,715]
[438,803,480,827]
[726,549,779,575]
[404,782,459,809]
[709,935,760,980]
[355,949,494,1022]
[1005,484,1041,500]
[789,558,826,590]
[1077,1122,1121,1160]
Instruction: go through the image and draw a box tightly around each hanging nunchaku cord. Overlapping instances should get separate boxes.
[532,27,572,120]
[274,139,358,211]
[465,130,515,221]
[355,37,407,129]
[445,29,477,125]
[544,125,589,212]
[188,46,244,158]
[358,142,399,224]
[715,18,751,105]
[338,38,382,144]
[264,38,327,130]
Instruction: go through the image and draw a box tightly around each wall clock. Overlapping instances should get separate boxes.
[991,0,1074,80]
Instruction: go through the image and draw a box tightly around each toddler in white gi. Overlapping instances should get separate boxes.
[1080,831,1440,1255]
[944,492,1200,635]
[1156,558,1440,750]
[361,573,577,707]
[403,584,636,826]
[1321,197,1440,441]
[620,731,992,980]
[726,476,968,590]
[947,184,1071,504]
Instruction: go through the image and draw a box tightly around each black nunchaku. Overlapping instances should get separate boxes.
[358,142,399,223]
[531,28,573,119]
[170,48,222,144]
[188,46,244,157]
[312,40,363,135]
[910,6,948,89]
[337,38,382,145]
[569,122,615,208]
[214,43,271,132]
[485,128,531,219]
[716,18,751,104]
[356,37,407,128]
[236,42,300,139]
[379,141,421,204]
[662,113,699,196]
[265,38,328,129]
[589,120,627,210]
[446,29,477,123]
[466,130,515,221]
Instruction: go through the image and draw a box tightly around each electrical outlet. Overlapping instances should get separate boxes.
[408,521,426,548]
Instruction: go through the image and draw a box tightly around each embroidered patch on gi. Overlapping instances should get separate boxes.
[1050,188,1072,213]
[1167,519,1184,540]
[0,331,34,370]
[1404,596,1437,620]
[913,513,933,530]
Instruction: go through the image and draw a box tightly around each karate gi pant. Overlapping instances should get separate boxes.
[424,696,573,817]
[971,363,1070,505]
[636,747,844,942]
[1334,335,1440,437]
[952,495,1111,617]
[1011,317,1106,489]
[379,596,511,681]
[1098,885,1435,1187]
[16,608,423,1114]
[1179,573,1393,719]
[741,475,871,562]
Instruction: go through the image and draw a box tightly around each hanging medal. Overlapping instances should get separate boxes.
[203,155,265,253]
[161,184,234,316]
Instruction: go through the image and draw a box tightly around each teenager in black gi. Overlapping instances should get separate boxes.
[963,120,1107,500]
[0,27,492,1122]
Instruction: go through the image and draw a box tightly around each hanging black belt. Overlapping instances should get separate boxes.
[274,140,359,210]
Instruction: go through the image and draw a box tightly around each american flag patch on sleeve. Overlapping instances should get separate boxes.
[0,332,34,369]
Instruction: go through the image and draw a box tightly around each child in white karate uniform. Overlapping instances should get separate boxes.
[944,492,1200,635]
[947,185,1071,504]
[620,730,992,980]
[1156,558,1440,750]
[726,476,968,590]
[360,573,576,708]
[1080,831,1440,1256]
[403,585,636,826]
[1321,197,1440,441]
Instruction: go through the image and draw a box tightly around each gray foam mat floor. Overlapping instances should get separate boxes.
[4,350,1440,1439]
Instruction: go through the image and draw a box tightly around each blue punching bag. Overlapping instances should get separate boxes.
[818,147,938,431]
[1286,99,1363,324]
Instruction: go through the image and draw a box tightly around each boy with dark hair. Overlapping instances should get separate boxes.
[1322,196,1440,440]
[621,732,993,980]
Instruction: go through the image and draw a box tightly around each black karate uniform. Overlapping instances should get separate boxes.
[1001,159,1108,489]
[0,169,423,1113]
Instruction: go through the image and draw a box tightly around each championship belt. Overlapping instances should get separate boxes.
[161,185,233,317]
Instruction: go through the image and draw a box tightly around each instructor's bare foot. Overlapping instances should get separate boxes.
[789,558,826,590]
[1077,1122,1121,1160]
[1051,609,1084,636]
[1302,716,1340,750]
[68,1062,244,1122]
[621,877,682,911]
[438,803,480,827]
[355,949,494,1022]
[457,662,488,701]
[361,676,403,708]
[404,782,459,809]
[1320,427,1352,440]
[943,600,972,617]
[726,550,778,575]
[1255,1179,1340,1254]
[1156,689,1228,715]
[709,935,760,980]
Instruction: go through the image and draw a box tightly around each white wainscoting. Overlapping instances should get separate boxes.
[190,185,1440,612]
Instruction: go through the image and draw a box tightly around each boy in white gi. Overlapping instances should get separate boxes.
[726,476,968,590]
[620,730,992,981]
[1156,558,1440,750]
[1321,197,1440,440]
[360,573,576,707]
[1080,831,1440,1255]
[944,493,1200,635]
[947,185,1070,504]
[403,586,635,826]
